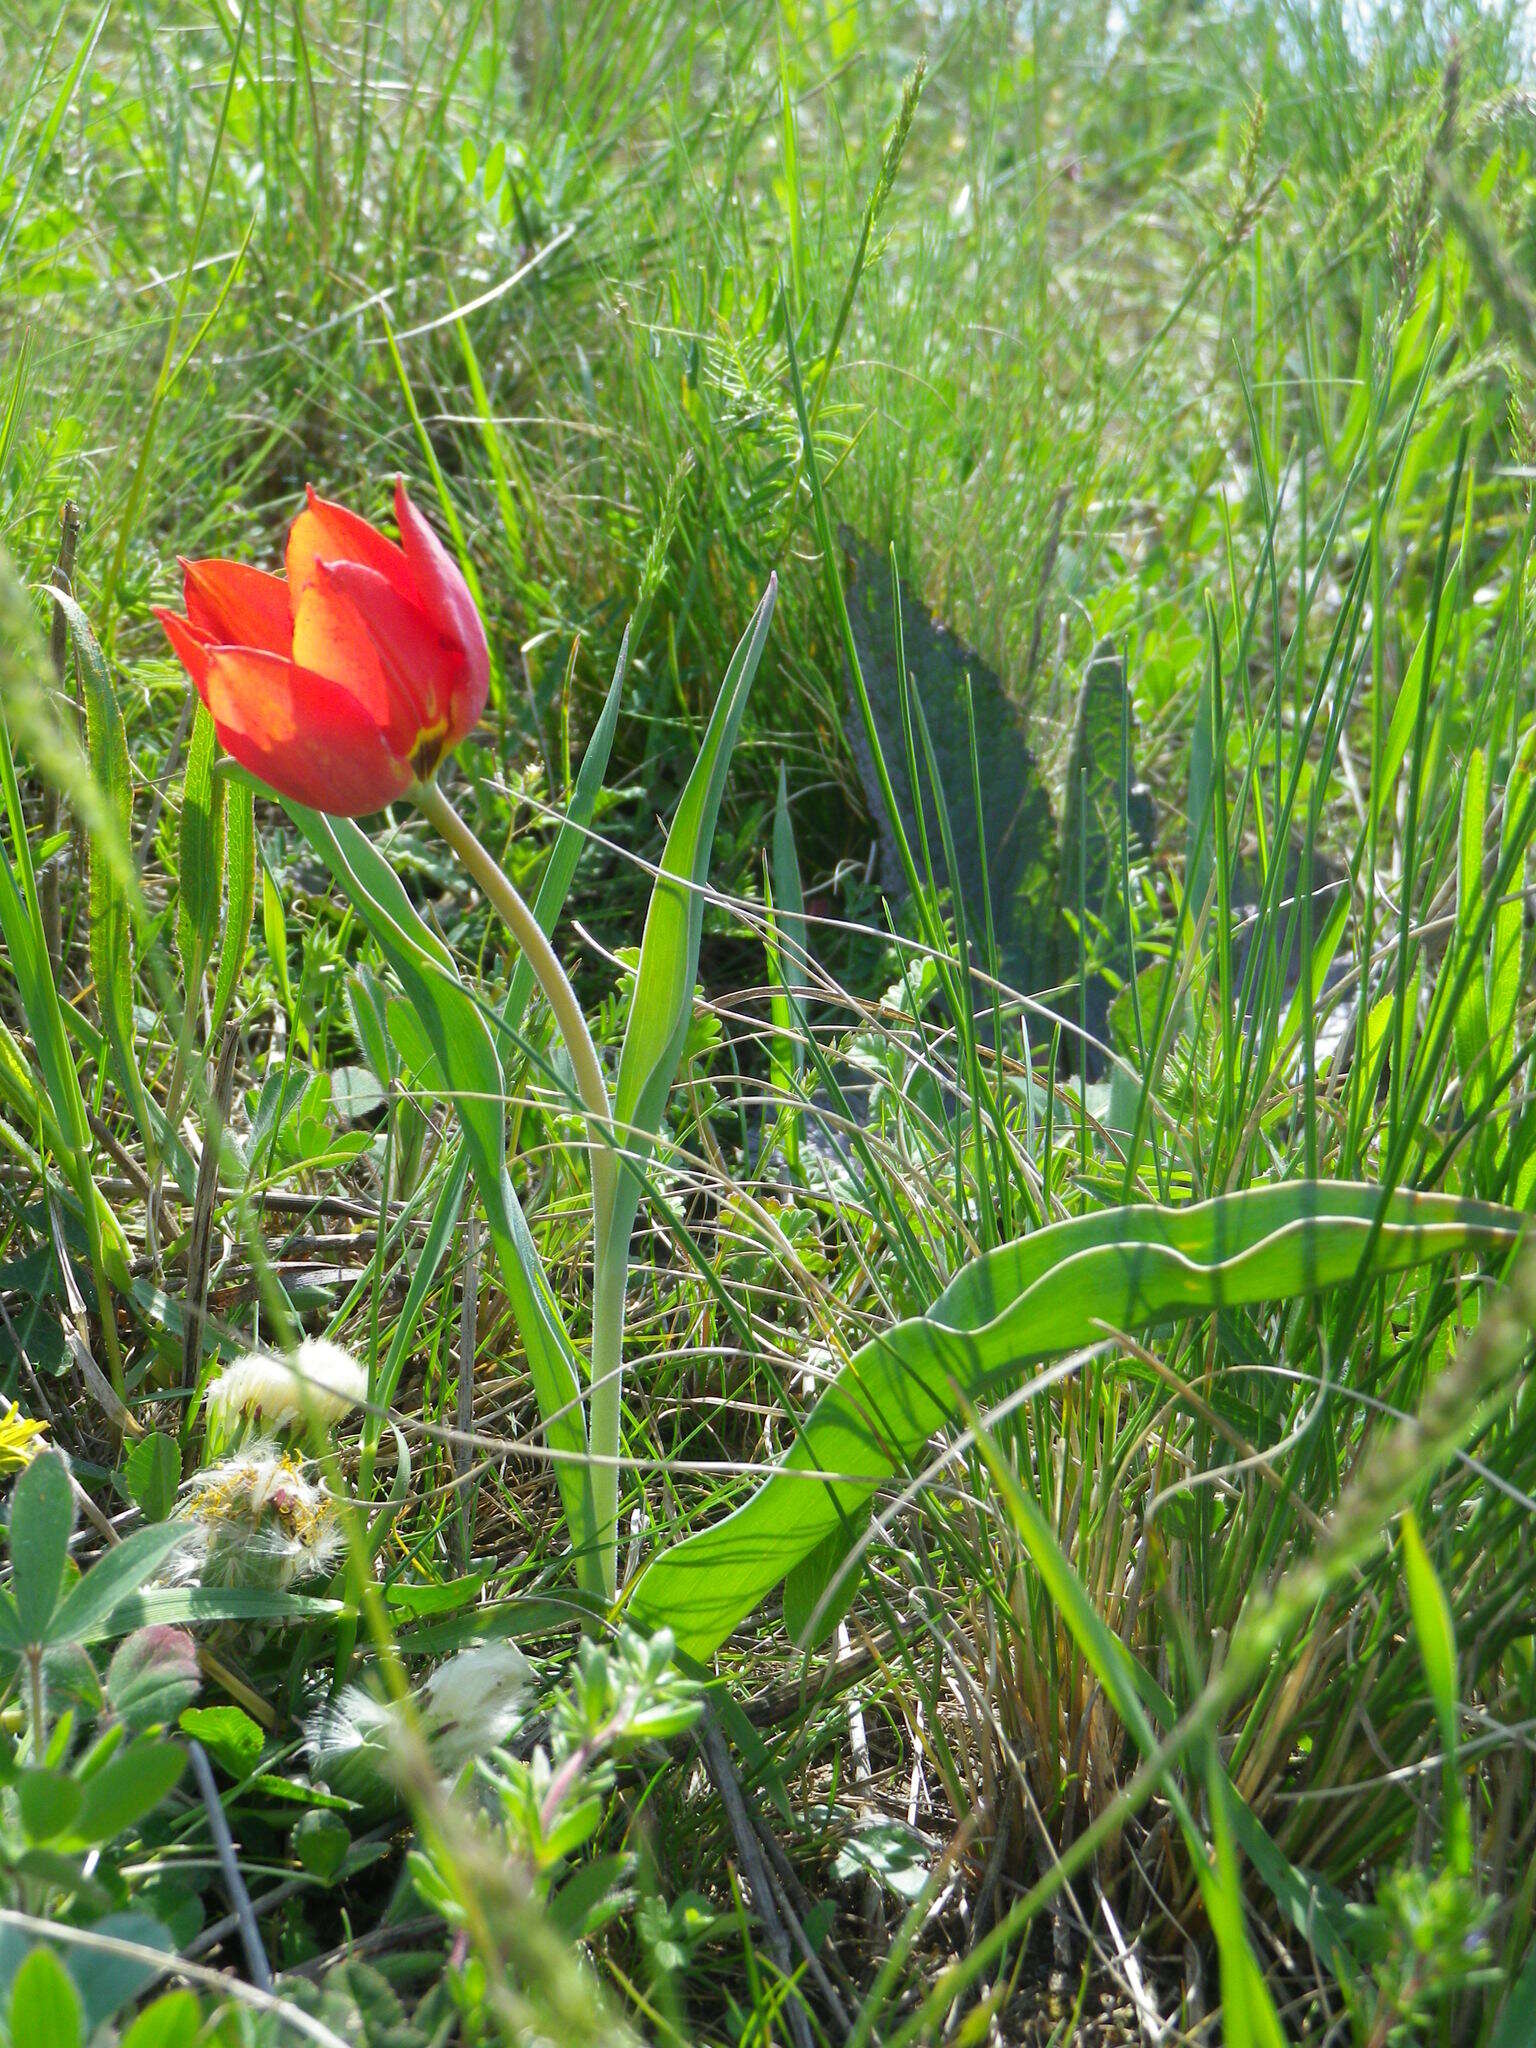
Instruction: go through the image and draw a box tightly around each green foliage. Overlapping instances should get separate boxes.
[3,0,1536,2040]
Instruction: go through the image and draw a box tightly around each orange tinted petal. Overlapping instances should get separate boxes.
[180,559,291,655]
[155,608,213,694]
[289,582,399,734]
[285,484,413,612]
[202,646,413,816]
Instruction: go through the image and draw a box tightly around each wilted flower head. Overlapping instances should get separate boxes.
[206,1338,368,1437]
[172,1441,346,1591]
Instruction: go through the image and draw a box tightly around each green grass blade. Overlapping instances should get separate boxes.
[209,776,255,1037]
[50,587,153,1154]
[177,705,226,999]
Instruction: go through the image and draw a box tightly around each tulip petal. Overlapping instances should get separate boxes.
[313,559,458,726]
[394,479,490,741]
[155,608,213,693]
[202,646,413,817]
[180,559,291,655]
[286,485,413,611]
[289,582,404,740]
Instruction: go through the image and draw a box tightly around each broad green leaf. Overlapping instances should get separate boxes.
[7,1945,82,2048]
[16,1767,84,1844]
[292,1807,350,1881]
[121,1991,202,2048]
[180,1703,263,1779]
[106,1627,200,1731]
[606,579,777,1194]
[177,704,225,995]
[72,1737,184,1843]
[10,1449,75,1641]
[49,1521,188,1645]
[591,582,776,1571]
[123,1432,180,1523]
[626,1183,1522,1658]
[782,1513,866,1650]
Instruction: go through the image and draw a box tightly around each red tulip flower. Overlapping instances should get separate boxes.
[156,480,489,816]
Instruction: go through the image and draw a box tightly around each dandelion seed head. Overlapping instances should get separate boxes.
[205,1338,368,1435]
[178,1444,344,1588]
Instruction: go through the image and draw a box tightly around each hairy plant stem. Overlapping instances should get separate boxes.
[415,777,625,1598]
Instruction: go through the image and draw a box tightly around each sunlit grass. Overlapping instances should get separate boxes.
[1,1,1534,2041]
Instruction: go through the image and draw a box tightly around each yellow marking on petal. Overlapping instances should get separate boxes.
[410,718,450,781]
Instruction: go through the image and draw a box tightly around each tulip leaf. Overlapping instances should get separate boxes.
[285,802,600,1593]
[625,1182,1523,1659]
[584,581,775,1585]
[604,579,777,1214]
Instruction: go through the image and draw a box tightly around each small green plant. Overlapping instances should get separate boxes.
[0,1454,201,2041]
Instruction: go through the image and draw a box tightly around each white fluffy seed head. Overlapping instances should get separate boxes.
[419,1642,536,1769]
[206,1338,368,1435]
[305,1644,536,1802]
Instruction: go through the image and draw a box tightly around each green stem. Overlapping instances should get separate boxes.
[26,1648,46,1757]
[415,777,624,1598]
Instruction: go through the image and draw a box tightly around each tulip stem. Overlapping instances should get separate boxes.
[414,779,616,1208]
[414,777,623,1598]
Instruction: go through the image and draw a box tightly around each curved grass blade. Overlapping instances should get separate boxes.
[177,706,225,999]
[50,588,155,1155]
